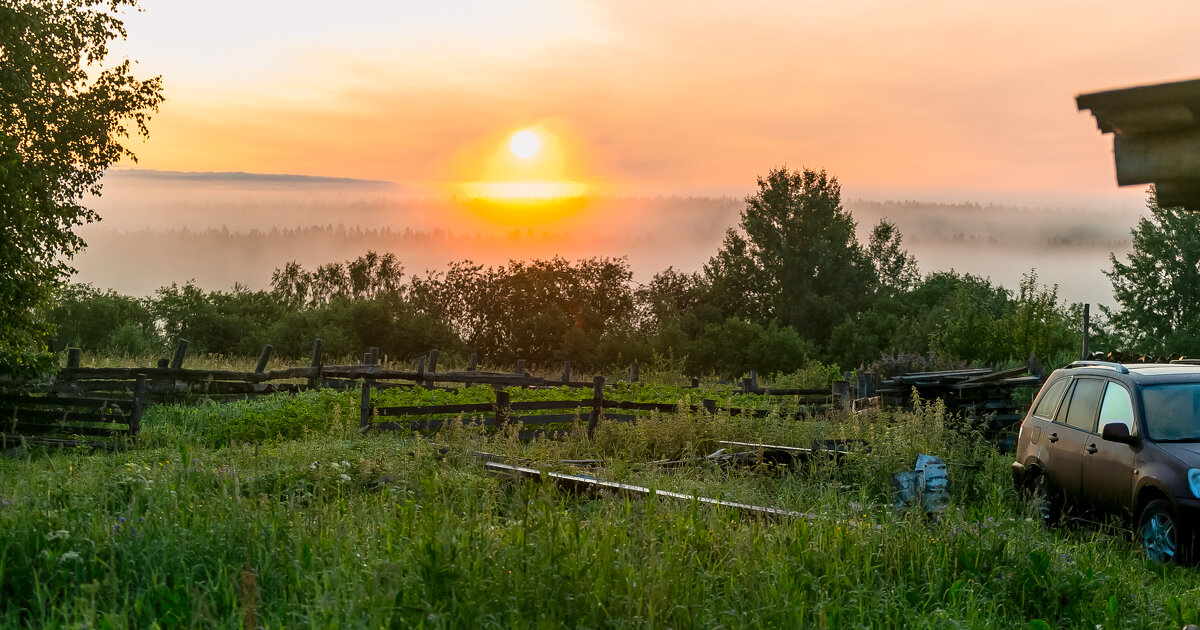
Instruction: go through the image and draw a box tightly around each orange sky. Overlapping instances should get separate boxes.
[108,0,1200,203]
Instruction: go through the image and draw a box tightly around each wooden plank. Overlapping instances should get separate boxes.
[1,423,131,437]
[375,402,495,416]
[510,400,591,411]
[0,394,130,411]
[1,435,128,449]
[485,462,811,519]
[1,409,130,426]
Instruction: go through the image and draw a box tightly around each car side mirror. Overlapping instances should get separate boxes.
[1101,422,1139,445]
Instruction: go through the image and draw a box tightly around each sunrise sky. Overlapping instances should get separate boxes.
[107,0,1200,205]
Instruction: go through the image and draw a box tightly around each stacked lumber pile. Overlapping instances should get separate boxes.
[878,366,1043,448]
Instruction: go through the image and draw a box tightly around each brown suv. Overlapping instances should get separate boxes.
[1012,360,1200,563]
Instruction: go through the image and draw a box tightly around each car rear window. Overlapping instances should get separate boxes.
[1032,378,1068,420]
[1141,383,1200,441]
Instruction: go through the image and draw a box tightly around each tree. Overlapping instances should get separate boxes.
[0,0,163,374]
[867,218,919,297]
[704,167,874,346]
[1106,187,1200,355]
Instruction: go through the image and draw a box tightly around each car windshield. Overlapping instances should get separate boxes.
[1141,383,1200,441]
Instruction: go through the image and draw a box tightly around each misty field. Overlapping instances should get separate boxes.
[2,384,1199,629]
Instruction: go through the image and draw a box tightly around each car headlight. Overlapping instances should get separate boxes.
[1190,469,1200,499]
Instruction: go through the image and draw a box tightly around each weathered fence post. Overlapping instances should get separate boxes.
[468,353,477,372]
[702,399,717,415]
[308,338,324,389]
[169,339,188,370]
[66,348,81,369]
[516,359,526,375]
[630,362,639,383]
[1081,303,1090,360]
[587,376,605,438]
[832,380,851,413]
[691,377,700,389]
[749,370,758,391]
[157,358,170,369]
[742,377,752,394]
[426,349,438,388]
[363,352,372,365]
[494,388,511,429]
[360,380,372,430]
[562,361,571,383]
[369,347,380,365]
[416,356,426,385]
[254,345,273,373]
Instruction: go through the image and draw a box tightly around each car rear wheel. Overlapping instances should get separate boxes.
[1029,473,1062,526]
[1138,499,1185,564]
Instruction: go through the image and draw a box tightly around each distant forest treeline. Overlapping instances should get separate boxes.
[52,168,1109,376]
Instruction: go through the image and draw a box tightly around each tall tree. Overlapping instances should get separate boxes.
[0,0,163,374]
[1106,187,1200,354]
[705,167,874,346]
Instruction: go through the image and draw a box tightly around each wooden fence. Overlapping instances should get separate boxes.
[358,375,838,440]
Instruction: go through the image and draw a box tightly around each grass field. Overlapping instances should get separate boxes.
[3,383,1200,628]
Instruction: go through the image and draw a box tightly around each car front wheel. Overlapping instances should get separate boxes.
[1138,498,1187,564]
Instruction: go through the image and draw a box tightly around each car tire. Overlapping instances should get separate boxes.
[1028,473,1062,526]
[1137,498,1189,564]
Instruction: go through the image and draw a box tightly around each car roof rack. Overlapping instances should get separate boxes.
[1169,358,1200,365]
[1066,360,1130,374]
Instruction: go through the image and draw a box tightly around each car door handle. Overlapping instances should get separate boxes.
[1086,443,1098,454]
[1048,432,1059,443]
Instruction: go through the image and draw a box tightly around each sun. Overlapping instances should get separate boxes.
[509,129,540,159]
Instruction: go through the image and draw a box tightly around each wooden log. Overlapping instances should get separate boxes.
[0,393,131,411]
[66,348,81,369]
[170,339,188,370]
[254,345,274,373]
[587,375,604,438]
[494,389,511,429]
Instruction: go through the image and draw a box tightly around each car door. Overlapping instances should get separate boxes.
[1081,380,1138,510]
[1043,377,1104,498]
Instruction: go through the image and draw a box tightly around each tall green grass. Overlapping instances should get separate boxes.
[1,387,1197,628]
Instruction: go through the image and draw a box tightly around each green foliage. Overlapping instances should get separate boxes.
[46,283,159,354]
[705,167,874,346]
[0,0,163,375]
[1106,187,1200,355]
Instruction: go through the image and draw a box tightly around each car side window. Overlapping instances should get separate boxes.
[1098,381,1135,434]
[1032,378,1068,420]
[1062,378,1104,432]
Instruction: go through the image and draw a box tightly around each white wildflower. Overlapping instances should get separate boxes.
[45,530,70,542]
[58,551,81,563]
[339,474,351,482]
